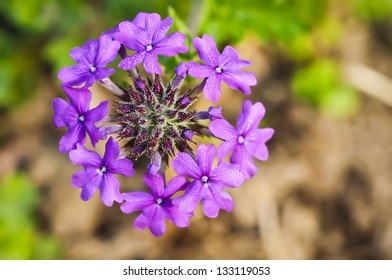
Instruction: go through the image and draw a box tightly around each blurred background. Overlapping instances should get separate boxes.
[1,0,392,259]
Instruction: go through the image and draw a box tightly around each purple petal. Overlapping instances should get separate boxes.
[196,144,216,175]
[246,128,274,161]
[63,86,92,115]
[164,205,191,228]
[186,62,213,78]
[174,62,189,78]
[83,121,104,147]
[203,73,222,103]
[164,176,188,198]
[121,192,155,213]
[132,12,149,29]
[209,119,238,141]
[59,125,85,153]
[237,101,266,135]
[202,187,234,218]
[52,98,77,128]
[85,100,109,122]
[210,162,245,187]
[144,173,165,198]
[152,16,172,42]
[222,70,257,95]
[172,152,201,179]
[220,46,240,61]
[134,205,166,236]
[72,168,101,201]
[230,146,257,179]
[192,34,220,66]
[154,32,188,56]
[58,66,89,87]
[114,21,147,51]
[100,173,123,206]
[216,140,237,161]
[172,180,204,214]
[118,52,145,70]
[92,68,116,81]
[96,34,121,66]
[102,137,120,165]
[110,158,135,177]
[144,13,161,40]
[143,52,162,74]
[69,46,85,61]
[69,143,102,167]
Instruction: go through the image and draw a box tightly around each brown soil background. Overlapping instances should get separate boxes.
[1,21,392,260]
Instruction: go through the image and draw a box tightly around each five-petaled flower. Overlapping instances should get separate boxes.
[58,34,120,88]
[52,86,108,153]
[209,100,274,179]
[172,144,245,218]
[186,34,257,103]
[69,137,135,207]
[121,173,191,236]
[114,13,188,74]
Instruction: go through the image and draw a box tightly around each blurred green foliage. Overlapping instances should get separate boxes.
[0,173,62,259]
[1,0,392,113]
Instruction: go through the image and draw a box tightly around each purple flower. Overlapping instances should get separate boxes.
[120,173,191,236]
[69,137,135,207]
[52,86,108,153]
[186,34,257,103]
[172,144,245,218]
[209,100,274,179]
[58,34,120,88]
[114,13,188,74]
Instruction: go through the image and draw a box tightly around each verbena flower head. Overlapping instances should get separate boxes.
[210,100,274,179]
[69,137,135,207]
[114,13,188,74]
[53,12,273,236]
[58,35,120,88]
[172,144,245,218]
[121,173,191,236]
[52,86,108,153]
[186,34,257,103]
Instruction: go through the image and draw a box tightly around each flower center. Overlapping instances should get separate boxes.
[78,115,86,122]
[201,175,209,183]
[146,44,153,52]
[90,65,97,73]
[156,198,163,205]
[98,166,107,175]
[237,135,245,144]
[215,66,222,74]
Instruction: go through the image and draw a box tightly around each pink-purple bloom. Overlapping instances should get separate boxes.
[114,13,188,74]
[52,86,108,153]
[120,173,191,236]
[58,34,120,88]
[172,144,245,218]
[186,34,257,103]
[209,100,274,179]
[69,137,135,207]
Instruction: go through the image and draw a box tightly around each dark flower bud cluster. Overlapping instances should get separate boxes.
[53,12,274,236]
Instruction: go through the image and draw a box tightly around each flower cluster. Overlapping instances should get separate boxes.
[53,12,274,236]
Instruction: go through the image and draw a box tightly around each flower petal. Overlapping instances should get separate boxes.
[110,158,135,177]
[72,168,101,201]
[83,121,102,147]
[114,21,147,51]
[121,192,155,213]
[164,176,188,198]
[59,124,85,153]
[222,70,256,95]
[230,146,257,179]
[172,152,201,179]
[85,100,109,122]
[96,34,121,66]
[237,101,265,135]
[57,66,89,87]
[173,180,204,214]
[63,86,92,115]
[196,144,216,175]
[144,173,165,198]
[209,119,238,141]
[192,34,220,66]
[216,140,237,160]
[52,98,78,128]
[203,73,222,103]
[246,128,274,161]
[102,137,120,165]
[210,162,245,187]
[69,143,102,167]
[164,205,191,228]
[99,173,123,206]
[118,52,146,70]
[152,16,172,42]
[202,186,234,218]
[186,62,213,78]
[154,32,188,56]
[143,52,162,74]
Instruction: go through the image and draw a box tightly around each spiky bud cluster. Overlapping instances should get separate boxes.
[113,74,202,161]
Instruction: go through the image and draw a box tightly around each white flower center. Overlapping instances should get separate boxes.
[90,65,96,73]
[156,198,163,205]
[201,175,209,183]
[146,44,153,51]
[215,66,222,73]
[98,166,107,175]
[78,115,85,122]
[238,135,245,144]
